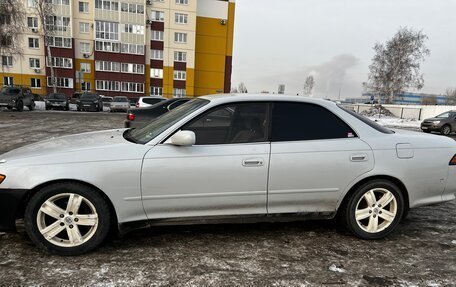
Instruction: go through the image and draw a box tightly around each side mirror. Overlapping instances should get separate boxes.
[169,130,196,146]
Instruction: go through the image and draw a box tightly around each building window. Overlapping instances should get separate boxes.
[150,68,163,79]
[28,38,40,48]
[174,51,187,62]
[151,49,163,60]
[122,24,144,35]
[95,21,119,40]
[27,0,36,7]
[173,70,186,80]
[47,57,73,69]
[121,3,144,14]
[96,80,120,91]
[2,56,13,67]
[80,42,91,54]
[151,86,163,96]
[80,22,90,33]
[29,58,40,69]
[174,32,187,43]
[175,0,188,5]
[121,82,144,93]
[27,17,38,28]
[121,43,144,55]
[47,77,74,88]
[95,40,120,53]
[151,30,164,41]
[80,62,91,73]
[121,63,144,74]
[79,1,89,12]
[173,88,186,97]
[47,36,72,48]
[3,76,13,86]
[95,60,121,72]
[151,11,165,22]
[95,0,119,11]
[30,78,41,88]
[0,14,11,25]
[46,0,70,5]
[81,82,91,91]
[175,13,188,24]
[45,16,71,32]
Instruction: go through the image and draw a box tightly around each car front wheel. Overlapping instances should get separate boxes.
[24,182,111,255]
[341,179,404,239]
[441,125,451,135]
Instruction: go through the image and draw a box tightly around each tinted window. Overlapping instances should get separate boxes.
[436,112,450,118]
[183,102,269,145]
[168,99,189,110]
[272,102,356,141]
[339,106,394,134]
[113,97,128,102]
[143,98,163,105]
[81,94,98,100]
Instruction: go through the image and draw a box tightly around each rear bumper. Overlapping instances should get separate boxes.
[0,189,28,232]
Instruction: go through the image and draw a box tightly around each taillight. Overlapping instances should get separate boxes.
[127,113,135,121]
[449,154,456,165]
[0,174,5,184]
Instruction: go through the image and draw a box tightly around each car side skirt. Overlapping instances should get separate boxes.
[118,211,336,236]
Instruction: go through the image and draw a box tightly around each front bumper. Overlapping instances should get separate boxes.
[0,189,28,232]
[421,123,442,132]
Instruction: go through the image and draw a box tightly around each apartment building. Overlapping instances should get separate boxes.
[0,0,235,98]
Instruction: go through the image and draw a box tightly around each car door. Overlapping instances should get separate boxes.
[141,102,271,219]
[267,102,374,214]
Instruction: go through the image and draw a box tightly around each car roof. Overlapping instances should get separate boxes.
[199,93,337,108]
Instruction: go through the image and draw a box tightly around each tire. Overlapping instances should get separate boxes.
[24,182,111,256]
[28,100,35,111]
[16,100,24,112]
[340,179,404,240]
[45,105,50,110]
[77,107,81,111]
[65,105,69,111]
[441,125,451,136]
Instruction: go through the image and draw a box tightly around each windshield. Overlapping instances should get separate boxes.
[338,105,394,134]
[127,98,209,144]
[1,87,20,94]
[436,112,450,118]
[48,94,66,100]
[113,97,128,102]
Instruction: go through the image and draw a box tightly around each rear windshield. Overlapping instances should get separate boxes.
[81,94,97,100]
[113,97,128,102]
[338,105,394,134]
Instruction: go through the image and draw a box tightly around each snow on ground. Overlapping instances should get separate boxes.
[367,115,421,128]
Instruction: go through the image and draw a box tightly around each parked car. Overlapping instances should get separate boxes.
[129,97,139,107]
[0,86,35,112]
[110,96,130,113]
[1,94,456,255]
[125,98,191,128]
[420,111,456,135]
[136,96,166,108]
[32,93,44,102]
[101,96,113,108]
[45,93,70,111]
[77,93,103,112]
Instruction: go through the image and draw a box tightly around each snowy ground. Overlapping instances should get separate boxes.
[367,115,422,129]
[0,110,455,286]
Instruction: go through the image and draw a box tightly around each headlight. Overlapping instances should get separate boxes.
[0,174,5,184]
[433,121,441,125]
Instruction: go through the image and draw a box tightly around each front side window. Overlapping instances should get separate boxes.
[182,103,269,145]
[272,102,356,142]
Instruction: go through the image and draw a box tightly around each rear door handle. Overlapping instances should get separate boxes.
[242,158,264,167]
[350,153,368,162]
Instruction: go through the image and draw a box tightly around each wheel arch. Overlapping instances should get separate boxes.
[18,179,119,231]
[338,175,410,217]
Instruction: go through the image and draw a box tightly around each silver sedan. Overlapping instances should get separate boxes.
[0,94,455,255]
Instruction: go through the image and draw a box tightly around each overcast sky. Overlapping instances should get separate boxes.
[231,0,456,99]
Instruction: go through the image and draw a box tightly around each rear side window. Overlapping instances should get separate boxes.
[271,102,356,141]
[143,98,163,105]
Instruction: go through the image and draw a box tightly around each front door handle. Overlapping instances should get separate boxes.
[242,158,264,167]
[350,153,368,162]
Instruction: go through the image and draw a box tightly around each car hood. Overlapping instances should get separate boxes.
[423,117,445,122]
[0,129,138,163]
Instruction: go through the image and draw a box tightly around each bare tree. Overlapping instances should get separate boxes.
[0,0,25,69]
[364,27,430,104]
[236,82,248,93]
[445,88,456,105]
[303,75,315,96]
[33,0,57,93]
[230,86,238,93]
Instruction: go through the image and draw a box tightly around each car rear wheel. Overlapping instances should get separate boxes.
[340,179,404,239]
[24,182,111,255]
[28,100,35,111]
[441,125,451,135]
